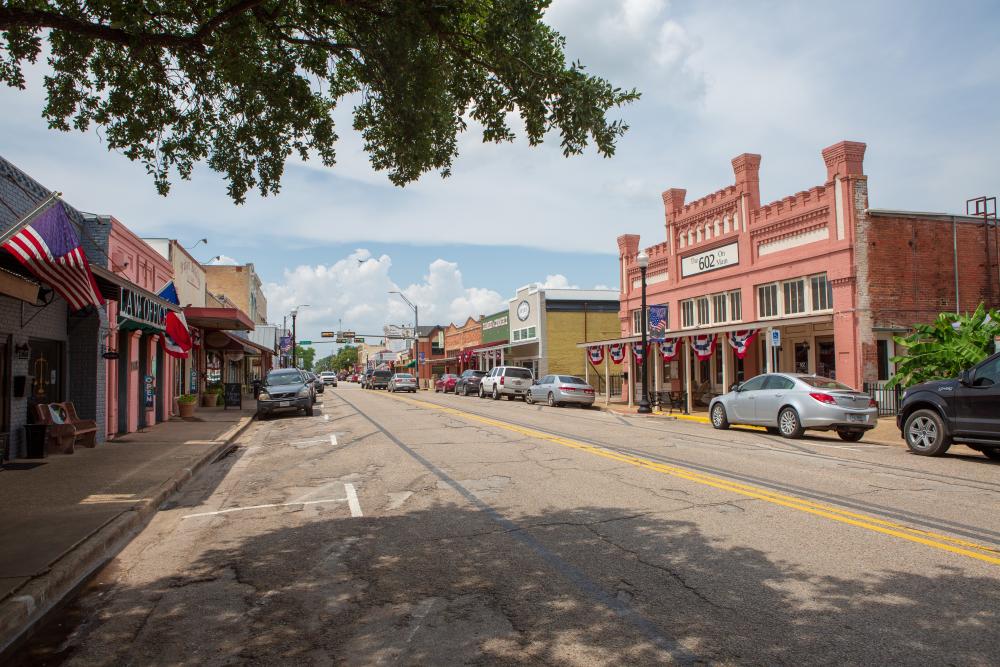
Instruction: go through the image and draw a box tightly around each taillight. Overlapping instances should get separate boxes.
[500,376,505,385]
[809,392,837,405]
[869,398,878,408]
[559,386,576,392]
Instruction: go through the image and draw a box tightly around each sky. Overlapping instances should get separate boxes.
[2,0,999,352]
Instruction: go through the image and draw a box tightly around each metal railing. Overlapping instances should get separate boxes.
[591,373,624,397]
[863,382,902,416]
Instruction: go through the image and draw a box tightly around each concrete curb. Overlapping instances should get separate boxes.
[0,415,256,656]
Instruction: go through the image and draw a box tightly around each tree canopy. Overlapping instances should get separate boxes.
[294,344,315,371]
[1,1,639,202]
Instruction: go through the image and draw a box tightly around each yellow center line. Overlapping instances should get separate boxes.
[381,392,1000,566]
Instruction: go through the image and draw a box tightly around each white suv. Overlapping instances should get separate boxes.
[479,366,534,400]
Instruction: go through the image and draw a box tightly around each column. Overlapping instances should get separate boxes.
[627,344,634,407]
[584,350,590,386]
[604,351,610,406]
[684,339,693,414]
[721,339,732,394]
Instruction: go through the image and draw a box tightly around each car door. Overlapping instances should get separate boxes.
[754,375,795,424]
[956,355,1000,438]
[731,375,767,422]
[533,376,551,401]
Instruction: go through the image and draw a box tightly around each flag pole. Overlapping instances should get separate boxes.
[0,191,62,248]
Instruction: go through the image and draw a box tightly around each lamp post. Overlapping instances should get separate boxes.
[290,304,310,368]
[389,291,419,388]
[636,250,651,414]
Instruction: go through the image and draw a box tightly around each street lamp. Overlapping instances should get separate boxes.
[290,304,310,368]
[389,291,419,388]
[636,250,651,414]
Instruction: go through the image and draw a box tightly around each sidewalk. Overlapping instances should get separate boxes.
[0,404,256,654]
[593,402,904,447]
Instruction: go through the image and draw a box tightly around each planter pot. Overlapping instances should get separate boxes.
[178,402,196,418]
[202,394,218,408]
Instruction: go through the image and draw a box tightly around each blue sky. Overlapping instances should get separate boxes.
[1,0,999,347]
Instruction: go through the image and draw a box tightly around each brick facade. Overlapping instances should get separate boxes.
[204,264,267,325]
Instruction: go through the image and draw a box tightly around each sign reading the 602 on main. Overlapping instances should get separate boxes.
[680,241,739,278]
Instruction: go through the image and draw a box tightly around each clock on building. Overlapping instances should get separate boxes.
[517,300,530,321]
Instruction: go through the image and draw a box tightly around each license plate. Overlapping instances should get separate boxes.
[847,413,866,423]
[279,401,290,407]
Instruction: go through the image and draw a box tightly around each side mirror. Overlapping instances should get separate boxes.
[732,382,743,392]
[959,370,972,386]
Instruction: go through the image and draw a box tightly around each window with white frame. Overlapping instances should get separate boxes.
[758,283,779,318]
[632,309,643,335]
[729,290,742,321]
[712,294,728,323]
[682,300,695,328]
[696,297,710,325]
[783,279,806,315]
[811,273,834,311]
[512,326,537,342]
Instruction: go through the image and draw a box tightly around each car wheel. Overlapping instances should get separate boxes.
[981,448,1000,461]
[837,429,865,442]
[711,403,730,430]
[547,392,557,408]
[525,392,534,405]
[492,386,500,400]
[479,386,485,398]
[304,405,314,417]
[778,407,804,439]
[903,409,951,456]
[463,385,469,397]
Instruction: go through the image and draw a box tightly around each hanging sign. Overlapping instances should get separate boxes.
[631,342,647,364]
[691,334,717,361]
[660,338,681,362]
[143,374,155,408]
[609,343,625,365]
[588,346,605,365]
[680,241,739,278]
[727,330,758,359]
[119,287,167,330]
[649,305,668,341]
[102,351,119,360]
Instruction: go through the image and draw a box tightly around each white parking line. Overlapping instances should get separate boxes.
[181,498,347,519]
[323,414,329,421]
[345,483,363,517]
[330,433,338,446]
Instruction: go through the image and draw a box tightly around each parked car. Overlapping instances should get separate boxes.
[896,351,1000,458]
[709,373,877,440]
[479,366,534,400]
[434,373,460,393]
[361,369,374,388]
[388,373,418,393]
[256,369,313,418]
[369,369,393,390]
[350,373,359,383]
[454,369,487,397]
[319,371,338,387]
[306,371,324,395]
[527,375,596,407]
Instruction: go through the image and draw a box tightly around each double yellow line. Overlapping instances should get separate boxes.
[386,393,1000,566]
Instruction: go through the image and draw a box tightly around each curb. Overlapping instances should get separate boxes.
[0,414,256,656]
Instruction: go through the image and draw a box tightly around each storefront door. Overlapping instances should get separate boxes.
[816,338,836,379]
[155,344,165,423]
[794,342,810,374]
[0,338,9,446]
[137,335,148,429]
[28,338,63,410]
[117,335,129,434]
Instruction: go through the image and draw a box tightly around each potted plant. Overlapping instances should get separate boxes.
[202,384,222,407]
[178,394,198,418]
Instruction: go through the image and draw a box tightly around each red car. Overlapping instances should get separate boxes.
[434,374,459,393]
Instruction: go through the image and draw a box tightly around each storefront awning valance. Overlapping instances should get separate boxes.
[0,265,39,303]
[575,313,834,348]
[91,266,180,313]
[183,306,254,331]
[227,331,276,355]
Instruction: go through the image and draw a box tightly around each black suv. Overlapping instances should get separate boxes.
[897,351,1000,459]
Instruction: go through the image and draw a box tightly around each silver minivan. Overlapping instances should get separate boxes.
[479,366,534,400]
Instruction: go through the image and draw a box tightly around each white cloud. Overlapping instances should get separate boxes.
[262,250,505,344]
[538,274,579,289]
[207,254,240,265]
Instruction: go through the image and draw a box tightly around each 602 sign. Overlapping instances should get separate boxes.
[681,241,739,278]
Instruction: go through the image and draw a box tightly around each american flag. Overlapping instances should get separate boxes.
[649,305,668,340]
[2,201,104,312]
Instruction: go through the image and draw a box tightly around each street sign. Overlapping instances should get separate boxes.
[769,329,781,347]
[321,331,336,337]
[355,337,364,343]
[336,338,347,343]
[299,340,313,345]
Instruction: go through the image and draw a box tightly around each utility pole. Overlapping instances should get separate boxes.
[290,304,310,368]
[282,315,287,368]
[389,291,419,388]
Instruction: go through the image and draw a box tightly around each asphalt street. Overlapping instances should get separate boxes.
[14,383,1000,666]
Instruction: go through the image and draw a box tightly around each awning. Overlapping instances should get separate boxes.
[0,266,39,303]
[183,306,254,331]
[576,313,834,348]
[227,331,276,355]
[91,265,180,312]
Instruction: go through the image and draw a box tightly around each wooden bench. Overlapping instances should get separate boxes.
[33,402,98,454]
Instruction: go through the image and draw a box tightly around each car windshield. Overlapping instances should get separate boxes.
[798,376,855,391]
[558,376,587,384]
[506,368,532,379]
[265,370,302,385]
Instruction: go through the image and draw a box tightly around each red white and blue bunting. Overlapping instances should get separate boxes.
[609,343,626,365]
[691,333,717,361]
[727,329,758,359]
[588,345,605,365]
[659,337,681,362]
[631,342,648,364]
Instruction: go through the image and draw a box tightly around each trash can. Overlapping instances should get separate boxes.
[24,424,47,459]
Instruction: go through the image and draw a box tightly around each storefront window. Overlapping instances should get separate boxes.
[758,284,779,318]
[729,290,742,321]
[783,279,806,314]
[681,300,695,328]
[712,294,727,323]
[206,350,222,384]
[696,297,710,325]
[811,274,833,311]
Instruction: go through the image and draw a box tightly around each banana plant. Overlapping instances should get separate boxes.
[888,303,1000,388]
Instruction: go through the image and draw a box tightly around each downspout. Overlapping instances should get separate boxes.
[952,215,960,313]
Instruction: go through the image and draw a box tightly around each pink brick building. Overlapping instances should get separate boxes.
[594,141,999,412]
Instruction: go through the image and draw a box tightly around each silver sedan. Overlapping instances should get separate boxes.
[709,373,877,441]
[527,375,596,407]
[388,373,418,393]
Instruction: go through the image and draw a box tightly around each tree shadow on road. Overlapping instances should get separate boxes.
[14,503,1000,666]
